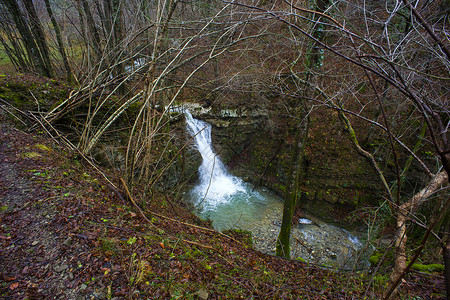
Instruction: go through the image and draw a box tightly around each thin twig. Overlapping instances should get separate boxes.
[181,239,214,250]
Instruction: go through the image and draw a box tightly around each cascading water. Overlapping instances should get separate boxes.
[185,111,246,209]
[184,110,371,269]
[184,110,272,231]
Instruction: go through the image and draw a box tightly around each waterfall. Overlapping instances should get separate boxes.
[184,110,370,268]
[185,111,246,210]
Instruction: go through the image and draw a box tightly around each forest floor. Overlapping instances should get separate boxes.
[0,72,447,299]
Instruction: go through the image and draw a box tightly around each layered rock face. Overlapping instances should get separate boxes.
[185,104,383,224]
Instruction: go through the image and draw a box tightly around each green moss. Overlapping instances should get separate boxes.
[0,74,71,111]
[99,237,120,256]
[35,144,51,152]
[0,85,26,107]
[369,251,382,265]
[274,183,286,195]
[23,152,42,159]
[411,263,444,273]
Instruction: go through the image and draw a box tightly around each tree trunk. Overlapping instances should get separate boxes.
[44,0,73,82]
[112,0,125,94]
[0,13,29,71]
[103,0,113,41]
[74,1,87,42]
[0,29,22,69]
[2,0,48,76]
[276,128,300,258]
[22,0,53,77]
[276,120,309,258]
[385,171,448,299]
[93,0,106,38]
[78,0,102,58]
[275,0,329,259]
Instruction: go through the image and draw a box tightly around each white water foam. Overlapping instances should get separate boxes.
[298,218,313,224]
[185,111,247,210]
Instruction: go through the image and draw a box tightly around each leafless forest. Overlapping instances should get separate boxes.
[0,0,449,298]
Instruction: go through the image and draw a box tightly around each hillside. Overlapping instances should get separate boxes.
[0,73,446,299]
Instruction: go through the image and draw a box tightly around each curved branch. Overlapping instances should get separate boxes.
[402,0,450,62]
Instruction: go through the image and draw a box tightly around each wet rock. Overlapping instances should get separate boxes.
[54,264,68,272]
[63,237,72,246]
[198,289,209,300]
[92,291,107,299]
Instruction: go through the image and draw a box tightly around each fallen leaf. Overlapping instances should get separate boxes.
[4,276,16,281]
[9,282,18,290]
[27,282,38,289]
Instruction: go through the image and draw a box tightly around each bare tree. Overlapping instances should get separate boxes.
[276,0,331,259]
[22,0,54,77]
[1,0,51,76]
[44,0,73,82]
[226,0,448,296]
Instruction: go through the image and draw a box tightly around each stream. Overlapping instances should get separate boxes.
[183,111,371,269]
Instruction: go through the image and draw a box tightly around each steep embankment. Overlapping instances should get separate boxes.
[0,73,445,299]
[0,111,359,298]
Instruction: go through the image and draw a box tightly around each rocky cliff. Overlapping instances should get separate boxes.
[184,103,383,224]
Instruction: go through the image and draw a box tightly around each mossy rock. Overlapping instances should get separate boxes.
[411,263,444,273]
[368,250,395,269]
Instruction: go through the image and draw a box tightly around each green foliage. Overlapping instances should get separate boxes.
[369,251,383,265]
[35,144,51,152]
[127,236,137,245]
[23,152,42,159]
[129,253,153,286]
[372,274,389,287]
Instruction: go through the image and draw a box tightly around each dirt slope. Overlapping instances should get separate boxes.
[0,111,445,299]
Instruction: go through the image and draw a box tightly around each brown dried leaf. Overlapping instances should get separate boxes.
[9,282,18,290]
